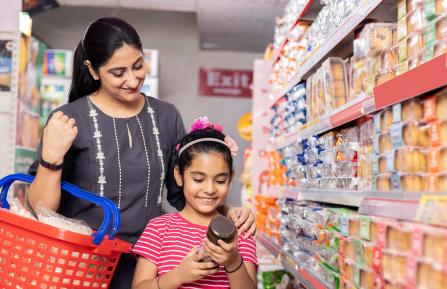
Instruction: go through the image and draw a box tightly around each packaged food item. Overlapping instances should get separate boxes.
[379,156,388,173]
[377,174,392,191]
[408,54,424,70]
[434,38,447,56]
[427,120,447,146]
[436,0,447,15]
[401,98,424,122]
[376,69,396,86]
[381,47,399,70]
[387,224,412,252]
[422,228,447,263]
[398,18,408,42]
[390,147,427,173]
[381,108,394,132]
[436,14,447,39]
[389,122,427,148]
[407,8,425,33]
[382,252,407,284]
[392,173,426,192]
[408,0,424,13]
[417,261,447,289]
[349,57,368,101]
[435,88,447,119]
[379,132,393,154]
[407,32,425,59]
[361,23,396,55]
[398,0,407,20]
[322,57,347,109]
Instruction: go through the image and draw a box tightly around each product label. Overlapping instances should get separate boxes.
[392,103,403,123]
[429,121,441,146]
[428,174,439,192]
[412,226,424,256]
[398,0,407,21]
[428,149,440,173]
[374,113,382,133]
[340,217,349,236]
[378,223,387,248]
[386,151,396,172]
[424,96,437,122]
[354,265,360,287]
[372,246,383,273]
[389,123,404,148]
[359,216,371,241]
[424,21,437,45]
[373,270,385,289]
[373,136,380,154]
[354,239,365,265]
[424,0,436,20]
[398,18,407,41]
[416,195,447,225]
[390,172,402,191]
[406,255,418,289]
[399,39,408,63]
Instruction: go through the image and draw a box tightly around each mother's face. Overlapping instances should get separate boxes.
[96,44,147,103]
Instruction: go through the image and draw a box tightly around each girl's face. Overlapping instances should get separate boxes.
[176,152,232,215]
[96,44,147,103]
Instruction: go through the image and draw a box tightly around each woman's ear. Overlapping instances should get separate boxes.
[84,60,99,80]
[174,166,183,187]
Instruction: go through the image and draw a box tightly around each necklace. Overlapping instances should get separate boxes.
[87,96,165,209]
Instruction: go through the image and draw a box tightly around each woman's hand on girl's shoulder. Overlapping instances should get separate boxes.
[174,247,219,284]
[228,207,257,239]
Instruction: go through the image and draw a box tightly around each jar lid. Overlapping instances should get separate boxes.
[207,216,236,244]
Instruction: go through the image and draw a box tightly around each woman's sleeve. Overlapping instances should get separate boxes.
[165,107,186,211]
[132,221,162,265]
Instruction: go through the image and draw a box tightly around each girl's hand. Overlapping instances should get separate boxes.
[228,207,257,239]
[42,111,78,164]
[174,247,219,284]
[203,237,240,268]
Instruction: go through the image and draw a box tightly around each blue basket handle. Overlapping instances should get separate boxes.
[0,173,120,245]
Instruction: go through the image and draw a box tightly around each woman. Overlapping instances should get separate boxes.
[27,17,256,289]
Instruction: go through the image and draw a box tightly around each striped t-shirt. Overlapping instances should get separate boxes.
[132,213,257,289]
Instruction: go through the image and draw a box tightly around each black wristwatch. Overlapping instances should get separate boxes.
[40,159,63,171]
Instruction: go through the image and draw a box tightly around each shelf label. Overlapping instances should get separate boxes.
[411,226,424,256]
[415,195,447,226]
[359,216,371,240]
[340,216,349,236]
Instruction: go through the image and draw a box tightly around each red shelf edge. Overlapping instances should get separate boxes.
[374,53,447,109]
[329,100,365,128]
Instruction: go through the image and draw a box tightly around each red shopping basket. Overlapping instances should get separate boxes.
[0,174,132,289]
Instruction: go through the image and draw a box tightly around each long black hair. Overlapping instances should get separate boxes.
[68,17,143,103]
[176,128,234,177]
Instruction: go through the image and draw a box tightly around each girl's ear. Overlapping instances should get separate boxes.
[174,166,183,187]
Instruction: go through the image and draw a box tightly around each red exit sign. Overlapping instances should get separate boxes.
[199,68,253,98]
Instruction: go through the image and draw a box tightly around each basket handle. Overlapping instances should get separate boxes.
[0,173,120,245]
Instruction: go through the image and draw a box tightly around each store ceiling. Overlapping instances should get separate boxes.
[56,0,288,52]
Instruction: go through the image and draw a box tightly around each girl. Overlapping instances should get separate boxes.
[132,118,257,289]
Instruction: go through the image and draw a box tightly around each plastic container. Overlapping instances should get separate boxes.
[0,173,131,289]
[407,32,425,59]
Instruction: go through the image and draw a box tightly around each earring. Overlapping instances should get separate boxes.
[83,60,89,66]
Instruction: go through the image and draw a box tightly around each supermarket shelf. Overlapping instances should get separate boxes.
[269,0,321,67]
[299,188,365,207]
[268,0,392,108]
[277,52,447,143]
[374,53,447,110]
[259,233,331,289]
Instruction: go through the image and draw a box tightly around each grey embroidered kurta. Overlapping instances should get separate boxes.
[29,95,186,244]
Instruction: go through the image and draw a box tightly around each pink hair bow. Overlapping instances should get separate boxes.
[190,116,224,133]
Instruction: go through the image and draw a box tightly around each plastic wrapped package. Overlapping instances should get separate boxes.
[417,261,447,289]
[382,252,407,284]
[321,162,357,178]
[434,38,447,56]
[389,121,428,148]
[393,173,426,192]
[375,68,397,86]
[408,54,424,70]
[322,57,348,109]
[317,68,327,116]
[349,57,369,101]
[407,0,424,13]
[381,46,399,70]
[407,8,425,33]
[436,0,447,15]
[389,147,427,173]
[357,23,396,56]
[427,146,447,173]
[379,133,393,154]
[419,225,447,264]
[407,32,424,59]
[426,120,447,146]
[381,108,393,132]
[319,177,358,190]
[377,174,392,191]
[386,224,413,252]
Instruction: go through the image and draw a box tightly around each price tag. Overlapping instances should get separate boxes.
[412,226,424,256]
[416,195,447,226]
[359,216,371,241]
[377,222,387,248]
[372,246,382,273]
